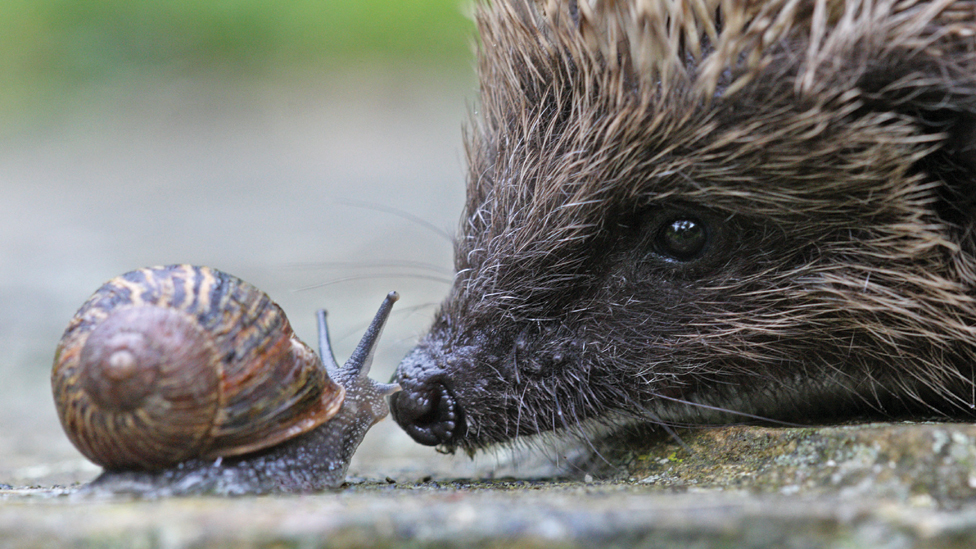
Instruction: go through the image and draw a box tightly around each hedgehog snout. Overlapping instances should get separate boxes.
[390,351,466,447]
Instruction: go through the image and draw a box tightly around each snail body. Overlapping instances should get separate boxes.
[52,265,399,494]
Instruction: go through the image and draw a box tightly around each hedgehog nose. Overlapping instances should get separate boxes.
[389,375,465,447]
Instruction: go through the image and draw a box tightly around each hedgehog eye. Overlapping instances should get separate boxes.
[656,218,707,260]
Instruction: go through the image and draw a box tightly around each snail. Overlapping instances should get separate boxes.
[51,264,400,495]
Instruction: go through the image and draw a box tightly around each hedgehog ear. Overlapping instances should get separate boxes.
[857,61,976,226]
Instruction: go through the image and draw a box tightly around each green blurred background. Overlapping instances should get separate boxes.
[2,0,474,118]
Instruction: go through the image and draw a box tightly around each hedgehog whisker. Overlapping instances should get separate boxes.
[647,393,805,427]
[287,260,454,275]
[295,273,453,292]
[335,199,454,243]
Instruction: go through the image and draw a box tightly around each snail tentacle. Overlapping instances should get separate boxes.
[342,291,399,382]
[315,309,342,380]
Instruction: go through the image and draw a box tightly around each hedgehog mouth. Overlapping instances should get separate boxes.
[389,375,467,448]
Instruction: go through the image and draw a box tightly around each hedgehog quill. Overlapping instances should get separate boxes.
[390,0,976,455]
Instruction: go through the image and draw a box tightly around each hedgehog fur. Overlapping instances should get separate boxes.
[390,0,976,455]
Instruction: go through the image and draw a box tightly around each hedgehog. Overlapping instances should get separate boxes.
[389,0,976,456]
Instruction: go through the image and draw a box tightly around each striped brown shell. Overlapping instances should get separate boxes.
[51,265,345,471]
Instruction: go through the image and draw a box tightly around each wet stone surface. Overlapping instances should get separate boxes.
[593,423,976,507]
[6,423,976,548]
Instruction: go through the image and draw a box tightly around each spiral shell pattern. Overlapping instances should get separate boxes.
[52,265,344,471]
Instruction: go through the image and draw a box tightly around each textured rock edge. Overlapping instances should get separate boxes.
[5,422,976,548]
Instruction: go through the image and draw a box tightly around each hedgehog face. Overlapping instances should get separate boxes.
[391,0,976,453]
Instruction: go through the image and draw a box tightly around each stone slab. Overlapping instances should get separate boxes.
[4,480,976,549]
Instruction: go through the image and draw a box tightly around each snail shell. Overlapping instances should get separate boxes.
[52,265,349,471]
